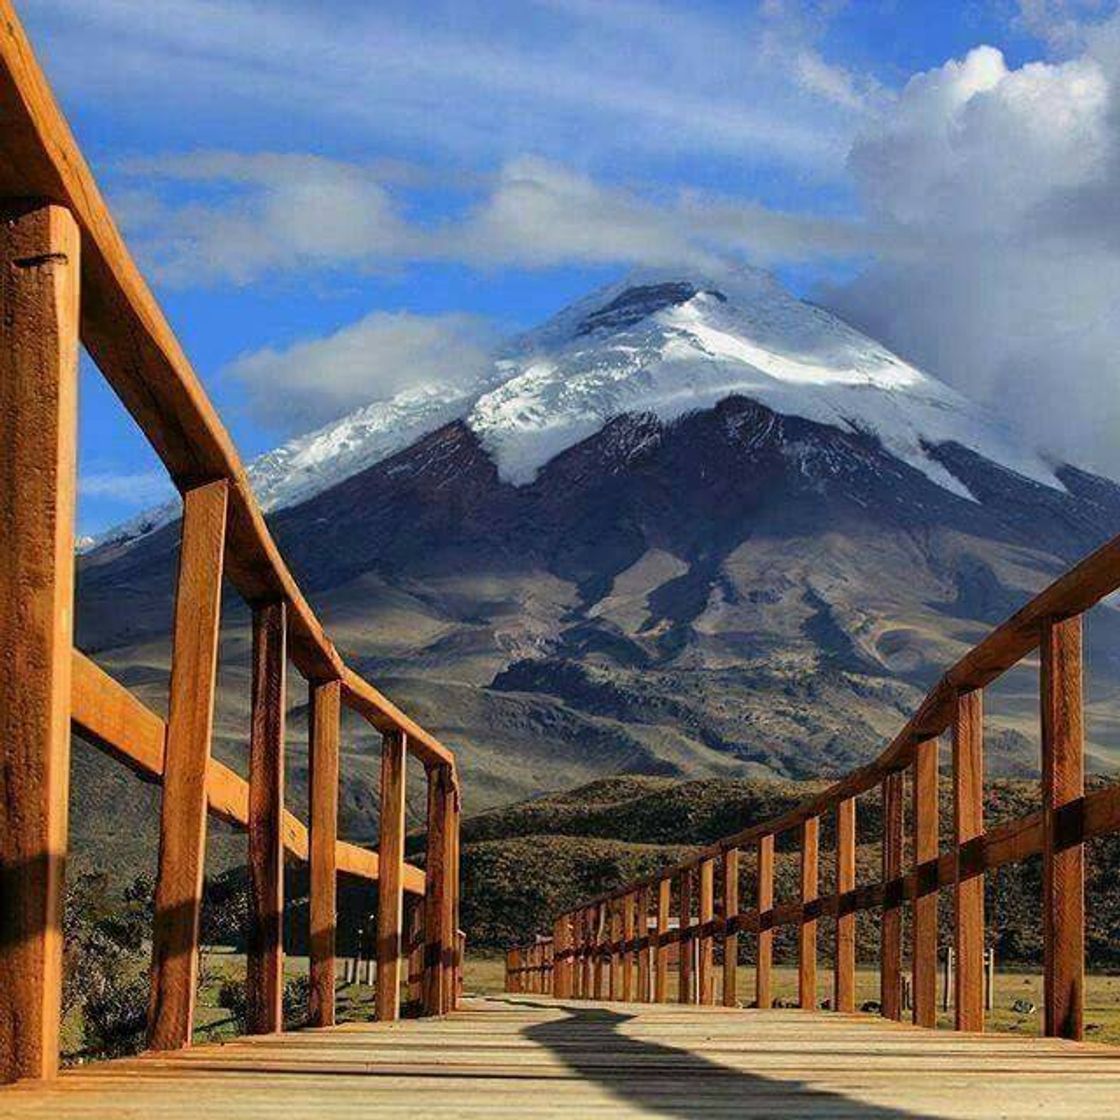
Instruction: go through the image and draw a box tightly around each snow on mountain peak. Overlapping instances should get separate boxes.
[469,264,1060,494]
[90,265,1064,551]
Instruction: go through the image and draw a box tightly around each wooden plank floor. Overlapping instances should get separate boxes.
[4,994,1120,1118]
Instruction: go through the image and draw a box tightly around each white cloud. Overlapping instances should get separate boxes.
[829,35,1120,477]
[118,152,869,285]
[24,0,865,175]
[226,311,499,434]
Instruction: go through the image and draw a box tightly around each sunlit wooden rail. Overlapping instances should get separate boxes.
[0,0,460,1087]
[509,527,1120,1040]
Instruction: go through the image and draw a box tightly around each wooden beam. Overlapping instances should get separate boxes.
[880,770,904,1021]
[422,763,452,1016]
[1041,615,1085,1041]
[148,479,229,1051]
[799,816,819,1011]
[636,887,651,1002]
[756,834,774,1010]
[582,907,594,999]
[834,798,856,1014]
[70,651,423,893]
[698,857,715,1005]
[593,905,606,1000]
[376,730,407,1021]
[610,899,623,999]
[912,737,939,1028]
[246,601,286,1035]
[554,914,573,999]
[953,689,985,1032]
[0,202,78,1085]
[308,679,341,1028]
[678,868,694,1004]
[722,849,739,1008]
[655,880,670,1003]
[621,893,635,1001]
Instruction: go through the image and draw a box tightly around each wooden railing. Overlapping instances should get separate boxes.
[0,1,460,1086]
[508,528,1120,1040]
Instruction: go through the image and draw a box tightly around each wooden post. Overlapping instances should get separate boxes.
[609,899,623,999]
[1041,614,1085,1040]
[722,848,739,1008]
[593,905,606,1000]
[0,202,79,1084]
[308,679,341,1027]
[799,816,819,1010]
[953,689,985,1032]
[655,879,670,1002]
[423,763,453,1016]
[246,601,286,1034]
[585,909,595,1000]
[377,730,408,1021]
[636,887,651,1002]
[554,913,572,999]
[698,857,715,1005]
[678,868,694,1004]
[880,770,904,1021]
[148,479,229,1051]
[834,797,856,1013]
[449,791,461,1011]
[622,893,635,1001]
[912,736,939,1028]
[756,834,774,1010]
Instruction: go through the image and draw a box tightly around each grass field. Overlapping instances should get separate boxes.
[461,956,1120,1045]
[63,952,1120,1060]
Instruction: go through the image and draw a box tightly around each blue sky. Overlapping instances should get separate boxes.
[17,1,1120,535]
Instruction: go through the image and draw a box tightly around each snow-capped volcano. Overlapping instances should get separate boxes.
[95,264,1062,549]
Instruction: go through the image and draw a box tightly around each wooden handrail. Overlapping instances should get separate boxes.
[510,528,1120,1040]
[0,1,461,1084]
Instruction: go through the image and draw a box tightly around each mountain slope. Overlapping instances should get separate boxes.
[96,264,1060,549]
[74,268,1120,852]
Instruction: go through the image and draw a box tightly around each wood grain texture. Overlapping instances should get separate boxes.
[1041,615,1084,1040]
[10,995,1120,1119]
[721,849,739,1008]
[376,731,407,1022]
[148,480,228,1052]
[953,690,985,1033]
[880,770,903,1021]
[422,764,452,1015]
[308,679,341,1028]
[554,914,573,999]
[0,202,78,1084]
[757,834,774,1011]
[246,602,286,1035]
[799,817,819,1011]
[834,798,856,1014]
[698,858,715,1005]
[636,887,651,1003]
[654,880,670,1003]
[678,868,694,1005]
[621,894,635,1002]
[912,737,939,1029]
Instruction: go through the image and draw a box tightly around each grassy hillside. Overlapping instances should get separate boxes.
[453,774,1120,968]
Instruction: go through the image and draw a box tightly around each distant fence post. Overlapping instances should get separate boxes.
[756,834,774,1010]
[308,679,341,1028]
[554,913,572,999]
[377,730,408,1021]
[881,770,904,1021]
[655,880,670,1002]
[678,868,694,1004]
[0,201,79,1084]
[722,849,739,1008]
[247,600,287,1035]
[698,857,715,1005]
[953,690,985,1032]
[834,797,856,1013]
[912,736,939,1028]
[1041,614,1085,1040]
[799,816,819,1010]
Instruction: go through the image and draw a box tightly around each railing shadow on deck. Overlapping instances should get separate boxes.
[500,997,935,1120]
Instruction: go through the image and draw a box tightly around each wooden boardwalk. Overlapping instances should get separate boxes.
[3,995,1120,1118]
